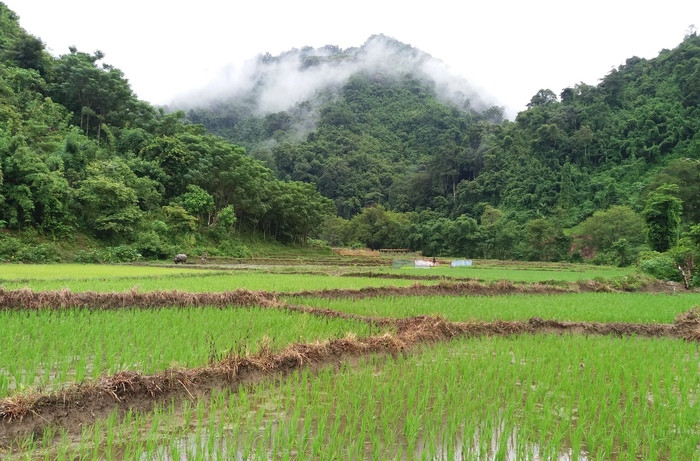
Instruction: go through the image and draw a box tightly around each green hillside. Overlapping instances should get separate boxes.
[0,3,333,262]
[1,2,699,281]
[185,33,700,270]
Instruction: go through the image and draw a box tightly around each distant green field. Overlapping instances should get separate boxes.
[1,271,436,293]
[368,264,636,282]
[295,292,700,324]
[0,264,205,281]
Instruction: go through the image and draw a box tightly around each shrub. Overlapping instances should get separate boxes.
[74,249,103,263]
[104,245,142,263]
[0,237,59,263]
[15,243,60,263]
[637,251,680,281]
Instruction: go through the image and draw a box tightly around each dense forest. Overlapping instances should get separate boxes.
[0,3,333,262]
[1,3,699,285]
[184,32,700,282]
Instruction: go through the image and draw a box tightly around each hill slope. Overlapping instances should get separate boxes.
[0,3,333,262]
[183,33,700,262]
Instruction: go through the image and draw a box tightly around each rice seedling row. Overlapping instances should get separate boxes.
[1,272,439,293]
[0,264,206,282]
[295,292,700,324]
[364,264,636,282]
[0,306,385,399]
[9,334,697,460]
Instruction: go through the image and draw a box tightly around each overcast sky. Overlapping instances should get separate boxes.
[5,0,699,118]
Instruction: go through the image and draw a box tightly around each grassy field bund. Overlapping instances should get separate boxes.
[1,261,698,460]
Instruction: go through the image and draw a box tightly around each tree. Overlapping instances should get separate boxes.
[647,158,700,223]
[182,184,215,228]
[523,218,570,261]
[216,205,236,236]
[76,175,141,240]
[526,89,558,108]
[75,159,145,239]
[161,205,197,233]
[578,206,645,253]
[643,184,683,252]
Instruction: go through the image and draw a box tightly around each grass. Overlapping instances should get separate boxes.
[0,264,205,281]
[0,306,386,398]
[10,334,698,460]
[0,271,438,293]
[294,292,700,323]
[369,264,636,282]
[2,260,696,460]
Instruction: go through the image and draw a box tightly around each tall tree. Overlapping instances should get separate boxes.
[643,184,683,252]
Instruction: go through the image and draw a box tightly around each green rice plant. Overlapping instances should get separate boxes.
[364,263,636,283]
[0,306,387,398]
[295,292,700,323]
[0,264,205,281]
[2,271,437,293]
[9,335,699,460]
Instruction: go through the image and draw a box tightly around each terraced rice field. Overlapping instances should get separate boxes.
[1,270,438,293]
[0,261,698,460]
[294,292,700,323]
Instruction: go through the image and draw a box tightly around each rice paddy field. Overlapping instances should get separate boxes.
[1,259,698,460]
[368,264,636,283]
[294,292,700,324]
[0,270,437,293]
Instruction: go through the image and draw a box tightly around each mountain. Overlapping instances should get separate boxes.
[182,33,700,263]
[182,35,505,217]
[2,1,699,267]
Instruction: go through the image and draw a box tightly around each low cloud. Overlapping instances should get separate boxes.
[174,35,495,121]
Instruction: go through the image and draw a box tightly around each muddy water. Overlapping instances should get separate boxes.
[135,417,591,461]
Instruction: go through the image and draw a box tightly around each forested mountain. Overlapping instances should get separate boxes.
[0,3,332,262]
[184,32,700,271]
[2,1,699,280]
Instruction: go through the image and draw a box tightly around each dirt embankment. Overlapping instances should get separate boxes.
[287,280,580,299]
[0,287,278,311]
[2,309,699,447]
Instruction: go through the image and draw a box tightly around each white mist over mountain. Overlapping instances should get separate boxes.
[173,35,496,117]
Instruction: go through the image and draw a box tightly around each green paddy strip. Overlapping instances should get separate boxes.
[0,264,206,281]
[294,292,700,324]
[1,272,438,293]
[14,335,698,460]
[0,307,386,398]
[367,265,636,282]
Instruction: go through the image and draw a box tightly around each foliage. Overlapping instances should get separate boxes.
[642,184,683,252]
[637,251,680,282]
[0,235,59,262]
[74,245,142,263]
[188,33,700,260]
[0,4,334,257]
[2,5,700,261]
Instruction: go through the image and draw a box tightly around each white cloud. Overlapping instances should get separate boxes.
[5,0,699,118]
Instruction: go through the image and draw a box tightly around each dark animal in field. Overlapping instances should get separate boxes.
[174,254,187,264]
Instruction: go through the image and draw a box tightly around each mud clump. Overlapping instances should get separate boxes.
[673,307,700,341]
